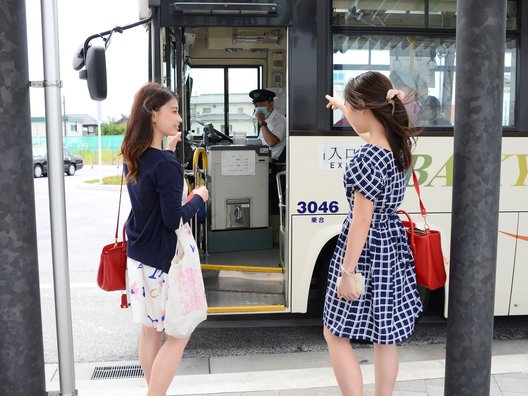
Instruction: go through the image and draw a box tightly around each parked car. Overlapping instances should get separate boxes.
[33,147,84,178]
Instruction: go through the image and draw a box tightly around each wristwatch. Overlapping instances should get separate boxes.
[260,121,267,127]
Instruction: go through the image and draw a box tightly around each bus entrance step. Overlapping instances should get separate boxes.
[202,264,284,294]
[205,289,286,314]
[201,264,285,313]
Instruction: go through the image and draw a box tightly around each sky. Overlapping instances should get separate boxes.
[26,0,149,121]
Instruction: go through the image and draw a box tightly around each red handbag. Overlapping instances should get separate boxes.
[97,224,127,292]
[97,173,128,307]
[397,170,446,290]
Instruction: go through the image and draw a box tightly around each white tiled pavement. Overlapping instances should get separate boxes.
[45,340,528,395]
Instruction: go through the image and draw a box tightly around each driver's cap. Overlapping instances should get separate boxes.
[249,89,276,104]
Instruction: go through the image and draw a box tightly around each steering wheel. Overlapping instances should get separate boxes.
[204,123,233,144]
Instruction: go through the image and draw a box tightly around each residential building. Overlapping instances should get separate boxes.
[31,114,98,138]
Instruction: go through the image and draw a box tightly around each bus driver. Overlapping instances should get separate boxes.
[249,89,287,162]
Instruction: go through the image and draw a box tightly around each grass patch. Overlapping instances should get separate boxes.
[78,150,122,166]
[85,175,123,185]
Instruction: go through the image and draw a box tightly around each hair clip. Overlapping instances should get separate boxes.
[386,89,406,114]
[386,89,406,102]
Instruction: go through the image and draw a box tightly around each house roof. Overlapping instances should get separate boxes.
[190,93,251,105]
[66,114,98,125]
[115,114,129,124]
[31,114,98,125]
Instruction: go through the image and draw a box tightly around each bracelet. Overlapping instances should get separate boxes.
[340,265,356,277]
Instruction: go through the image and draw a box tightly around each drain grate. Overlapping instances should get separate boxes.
[91,364,144,380]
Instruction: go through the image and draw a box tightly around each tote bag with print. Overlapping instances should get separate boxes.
[165,222,208,338]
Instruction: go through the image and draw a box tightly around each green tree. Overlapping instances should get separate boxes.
[101,123,126,135]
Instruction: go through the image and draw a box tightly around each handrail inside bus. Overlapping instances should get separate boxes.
[276,170,286,230]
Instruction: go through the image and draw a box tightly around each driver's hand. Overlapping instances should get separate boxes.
[255,112,265,123]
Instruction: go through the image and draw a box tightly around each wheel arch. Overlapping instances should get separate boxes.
[290,220,342,313]
[308,235,338,314]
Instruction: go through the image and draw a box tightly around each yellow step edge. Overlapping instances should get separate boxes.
[207,305,286,314]
[201,264,283,273]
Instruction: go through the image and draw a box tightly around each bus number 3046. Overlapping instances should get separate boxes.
[296,201,339,214]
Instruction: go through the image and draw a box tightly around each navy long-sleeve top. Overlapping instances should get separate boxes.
[124,147,204,273]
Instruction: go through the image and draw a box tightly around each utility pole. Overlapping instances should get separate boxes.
[40,0,77,394]
[445,1,506,395]
[0,0,46,394]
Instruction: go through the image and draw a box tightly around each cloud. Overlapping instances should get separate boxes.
[26,0,148,121]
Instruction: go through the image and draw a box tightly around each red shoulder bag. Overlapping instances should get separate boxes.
[397,170,446,290]
[97,173,128,307]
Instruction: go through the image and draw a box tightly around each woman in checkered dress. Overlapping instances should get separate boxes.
[323,71,423,396]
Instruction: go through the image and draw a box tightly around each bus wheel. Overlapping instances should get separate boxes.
[415,285,432,322]
[417,285,431,309]
[308,241,335,317]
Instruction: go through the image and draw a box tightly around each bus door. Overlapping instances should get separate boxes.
[159,1,293,314]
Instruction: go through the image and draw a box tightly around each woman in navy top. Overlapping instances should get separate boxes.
[324,72,423,396]
[121,82,208,396]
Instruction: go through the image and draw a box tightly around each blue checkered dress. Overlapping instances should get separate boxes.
[323,144,423,344]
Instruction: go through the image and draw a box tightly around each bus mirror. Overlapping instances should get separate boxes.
[72,43,85,71]
[79,45,107,101]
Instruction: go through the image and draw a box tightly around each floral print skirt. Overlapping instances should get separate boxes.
[127,258,168,332]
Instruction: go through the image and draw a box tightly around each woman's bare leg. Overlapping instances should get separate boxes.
[146,334,191,396]
[323,326,363,396]
[373,343,398,396]
[139,325,162,385]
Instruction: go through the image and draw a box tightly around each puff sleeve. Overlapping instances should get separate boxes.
[344,154,385,202]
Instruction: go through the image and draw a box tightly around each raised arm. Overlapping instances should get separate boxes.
[325,94,371,142]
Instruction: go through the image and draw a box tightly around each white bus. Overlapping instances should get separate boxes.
[135,0,527,317]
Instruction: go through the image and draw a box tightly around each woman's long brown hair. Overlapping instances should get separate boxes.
[344,71,416,172]
[120,82,178,183]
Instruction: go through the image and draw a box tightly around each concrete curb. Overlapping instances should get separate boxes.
[45,352,528,395]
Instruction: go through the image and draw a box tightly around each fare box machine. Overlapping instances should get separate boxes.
[206,144,273,253]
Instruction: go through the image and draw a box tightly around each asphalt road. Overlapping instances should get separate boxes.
[35,167,528,365]
[35,165,137,363]
[34,164,131,273]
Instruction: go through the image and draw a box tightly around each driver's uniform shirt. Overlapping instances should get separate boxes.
[259,109,286,161]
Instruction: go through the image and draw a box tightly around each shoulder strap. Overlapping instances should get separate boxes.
[115,172,124,242]
[411,168,427,217]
